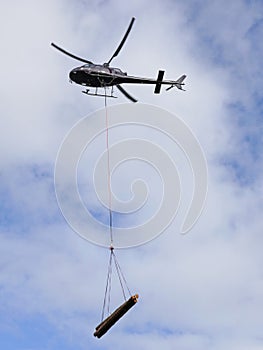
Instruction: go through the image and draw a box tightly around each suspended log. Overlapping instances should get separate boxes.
[94,294,139,338]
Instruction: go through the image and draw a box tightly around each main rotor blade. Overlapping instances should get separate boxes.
[107,17,135,65]
[116,84,138,103]
[51,43,93,64]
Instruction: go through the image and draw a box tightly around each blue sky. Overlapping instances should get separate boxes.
[1,0,263,349]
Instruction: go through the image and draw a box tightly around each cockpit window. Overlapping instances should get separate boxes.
[82,64,111,73]
[113,68,122,74]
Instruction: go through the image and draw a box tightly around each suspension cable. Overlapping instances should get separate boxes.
[104,89,113,245]
[100,88,132,320]
[112,250,132,299]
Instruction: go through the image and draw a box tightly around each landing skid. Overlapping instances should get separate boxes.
[82,87,117,99]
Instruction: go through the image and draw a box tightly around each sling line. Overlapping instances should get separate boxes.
[100,89,132,322]
[94,89,139,338]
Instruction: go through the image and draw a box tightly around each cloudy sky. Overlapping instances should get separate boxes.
[1,0,263,349]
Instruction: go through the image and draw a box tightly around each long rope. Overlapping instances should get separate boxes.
[101,89,132,320]
[104,90,113,244]
[101,89,114,320]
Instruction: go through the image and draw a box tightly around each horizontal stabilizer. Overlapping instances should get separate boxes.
[166,74,186,91]
[154,70,165,94]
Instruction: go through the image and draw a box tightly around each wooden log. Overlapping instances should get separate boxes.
[94,294,139,338]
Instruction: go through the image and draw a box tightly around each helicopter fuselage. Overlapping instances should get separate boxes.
[69,63,179,89]
[69,63,128,87]
[68,63,186,102]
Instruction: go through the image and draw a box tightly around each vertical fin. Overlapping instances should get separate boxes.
[154,70,165,94]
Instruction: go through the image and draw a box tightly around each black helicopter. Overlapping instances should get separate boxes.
[51,17,186,102]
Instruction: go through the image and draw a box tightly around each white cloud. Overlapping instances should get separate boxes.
[0,0,263,349]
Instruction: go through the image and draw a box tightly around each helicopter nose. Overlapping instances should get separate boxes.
[69,69,78,82]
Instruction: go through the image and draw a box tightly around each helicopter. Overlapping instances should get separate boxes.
[51,17,186,102]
